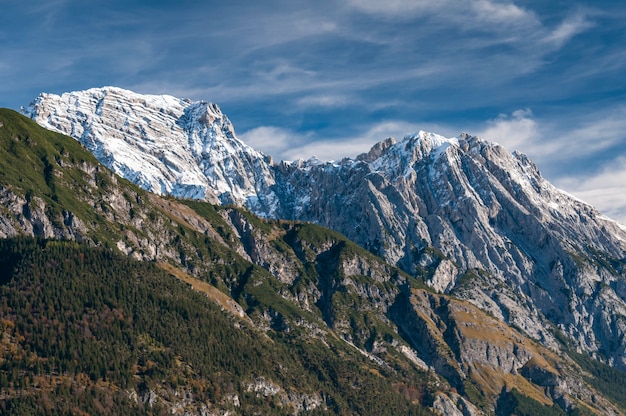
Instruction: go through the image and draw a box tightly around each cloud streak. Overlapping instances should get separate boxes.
[556,157,626,224]
[476,109,539,152]
[543,11,594,47]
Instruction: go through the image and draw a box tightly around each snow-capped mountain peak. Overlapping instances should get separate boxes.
[26,86,276,207]
[405,130,459,155]
[364,131,460,178]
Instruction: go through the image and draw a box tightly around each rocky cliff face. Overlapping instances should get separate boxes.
[205,213,622,415]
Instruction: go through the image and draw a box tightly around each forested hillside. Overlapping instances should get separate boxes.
[0,237,432,415]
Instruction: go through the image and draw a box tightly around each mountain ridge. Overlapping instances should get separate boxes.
[2,107,626,414]
[24,87,626,373]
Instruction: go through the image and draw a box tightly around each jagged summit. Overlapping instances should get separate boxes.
[357,137,396,162]
[359,131,466,165]
[403,130,460,155]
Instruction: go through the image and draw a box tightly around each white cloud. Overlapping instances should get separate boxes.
[543,12,594,47]
[346,0,533,24]
[556,157,626,225]
[354,120,422,142]
[239,126,313,160]
[474,106,626,167]
[348,0,538,30]
[476,109,539,152]
[282,137,378,162]
[240,125,378,162]
[470,0,534,26]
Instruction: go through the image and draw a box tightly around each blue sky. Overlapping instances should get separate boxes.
[1,0,626,222]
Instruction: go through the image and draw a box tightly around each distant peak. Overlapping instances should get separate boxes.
[357,137,396,162]
[400,130,459,159]
[404,130,457,146]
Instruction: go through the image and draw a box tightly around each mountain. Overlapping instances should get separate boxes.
[3,107,626,415]
[26,87,277,212]
[275,131,626,369]
[0,107,434,415]
[0,108,618,415]
[26,87,626,374]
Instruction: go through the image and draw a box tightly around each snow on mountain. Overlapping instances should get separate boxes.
[271,131,626,367]
[26,87,626,369]
[26,86,278,213]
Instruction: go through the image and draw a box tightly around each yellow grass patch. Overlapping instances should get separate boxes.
[158,263,250,322]
[148,194,225,242]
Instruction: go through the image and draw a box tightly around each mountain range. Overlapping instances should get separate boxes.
[0,86,624,415]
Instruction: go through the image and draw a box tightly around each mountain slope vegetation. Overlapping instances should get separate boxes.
[0,108,624,414]
[0,237,431,415]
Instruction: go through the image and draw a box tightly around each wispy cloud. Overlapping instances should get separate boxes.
[476,109,538,152]
[19,0,71,29]
[346,0,534,27]
[239,125,376,162]
[295,94,351,108]
[530,107,626,165]
[239,126,313,160]
[282,137,378,162]
[146,0,596,116]
[543,12,594,48]
[556,157,626,224]
[1,0,601,112]
[474,106,626,168]
[345,0,441,19]
[347,0,544,37]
